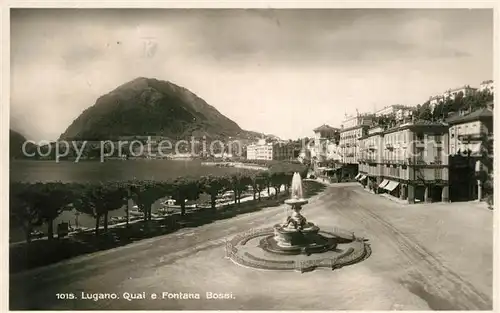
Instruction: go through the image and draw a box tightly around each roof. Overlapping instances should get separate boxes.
[445,86,477,93]
[383,120,449,134]
[313,124,340,133]
[446,108,493,125]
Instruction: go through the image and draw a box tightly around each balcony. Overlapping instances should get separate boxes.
[457,133,487,141]
[385,143,394,150]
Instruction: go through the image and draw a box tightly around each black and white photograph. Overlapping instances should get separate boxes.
[5,3,496,310]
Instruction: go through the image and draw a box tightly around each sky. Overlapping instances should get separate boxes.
[10,9,493,141]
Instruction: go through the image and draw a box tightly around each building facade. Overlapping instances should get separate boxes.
[479,80,494,93]
[447,108,493,201]
[358,126,385,187]
[375,105,414,118]
[340,125,370,164]
[312,124,340,162]
[357,121,450,204]
[246,139,295,161]
[443,85,477,100]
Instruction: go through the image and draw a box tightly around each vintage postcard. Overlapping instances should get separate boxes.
[4,2,496,311]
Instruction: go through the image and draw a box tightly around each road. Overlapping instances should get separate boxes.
[9,183,493,310]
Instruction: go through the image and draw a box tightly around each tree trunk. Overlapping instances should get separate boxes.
[24,225,32,244]
[126,189,131,227]
[238,191,241,204]
[104,211,109,232]
[267,185,270,196]
[275,186,280,199]
[258,190,261,201]
[47,219,54,240]
[233,189,237,204]
[211,194,217,210]
[181,200,186,216]
[95,214,100,236]
[147,205,152,221]
[126,203,130,227]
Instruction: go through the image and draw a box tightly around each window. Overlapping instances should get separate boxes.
[435,147,442,162]
[435,169,442,180]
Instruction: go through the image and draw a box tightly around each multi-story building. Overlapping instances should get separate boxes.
[479,80,494,93]
[311,124,341,177]
[447,108,493,201]
[313,124,340,161]
[375,104,414,118]
[246,139,294,161]
[357,121,450,204]
[429,95,444,109]
[443,85,477,100]
[340,125,371,164]
[272,143,295,161]
[341,113,374,129]
[339,114,374,180]
[246,139,273,160]
[358,126,385,187]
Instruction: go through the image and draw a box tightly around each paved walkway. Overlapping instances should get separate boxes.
[10,183,493,310]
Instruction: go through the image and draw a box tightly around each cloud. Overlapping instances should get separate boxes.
[10,9,493,141]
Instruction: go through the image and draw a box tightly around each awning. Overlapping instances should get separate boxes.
[354,173,362,180]
[359,175,367,181]
[379,180,389,188]
[469,143,482,156]
[385,181,400,192]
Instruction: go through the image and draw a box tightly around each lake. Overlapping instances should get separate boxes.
[9,159,246,183]
[9,159,250,242]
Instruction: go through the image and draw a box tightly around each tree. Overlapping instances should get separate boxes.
[130,180,170,222]
[75,182,128,235]
[200,175,230,210]
[252,173,269,201]
[228,172,252,205]
[269,171,285,199]
[171,177,201,216]
[10,183,43,243]
[32,182,78,240]
[417,102,433,121]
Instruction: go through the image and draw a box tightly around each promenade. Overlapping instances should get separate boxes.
[10,183,493,310]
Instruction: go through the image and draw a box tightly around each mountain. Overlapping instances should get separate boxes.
[60,77,260,141]
[10,129,36,159]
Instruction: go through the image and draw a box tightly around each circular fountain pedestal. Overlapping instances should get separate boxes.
[225,173,371,272]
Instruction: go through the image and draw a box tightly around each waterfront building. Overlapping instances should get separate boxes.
[312,124,340,162]
[311,124,341,178]
[447,108,493,201]
[246,139,295,161]
[358,126,385,188]
[357,121,450,204]
[339,114,374,180]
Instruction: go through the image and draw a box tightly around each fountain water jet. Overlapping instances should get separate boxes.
[263,172,334,254]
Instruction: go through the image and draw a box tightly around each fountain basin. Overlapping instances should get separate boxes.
[284,198,308,206]
[259,224,336,255]
[274,223,319,246]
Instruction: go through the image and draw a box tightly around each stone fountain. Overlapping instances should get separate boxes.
[266,173,335,255]
[225,172,371,272]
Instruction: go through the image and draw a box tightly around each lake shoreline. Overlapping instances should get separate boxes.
[200,161,267,171]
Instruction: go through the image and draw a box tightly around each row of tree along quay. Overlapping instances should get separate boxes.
[9,162,310,273]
